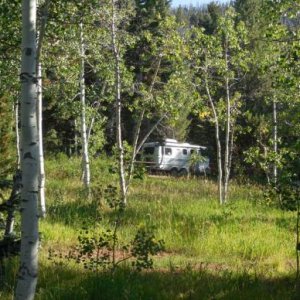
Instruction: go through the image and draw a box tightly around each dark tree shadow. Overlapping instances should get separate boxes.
[34,263,297,300]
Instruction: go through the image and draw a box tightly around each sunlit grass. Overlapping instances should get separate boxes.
[1,156,297,299]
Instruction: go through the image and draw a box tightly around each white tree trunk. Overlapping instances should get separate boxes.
[86,105,99,143]
[36,0,50,218]
[37,62,46,217]
[86,83,106,143]
[74,118,78,155]
[4,171,22,237]
[228,125,234,180]
[15,0,39,299]
[223,38,231,203]
[204,76,224,205]
[15,100,21,169]
[111,0,127,205]
[224,76,230,203]
[136,114,167,154]
[127,109,145,186]
[79,22,90,188]
[273,97,278,187]
[126,55,162,189]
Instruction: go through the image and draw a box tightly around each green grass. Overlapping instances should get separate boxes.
[0,156,298,299]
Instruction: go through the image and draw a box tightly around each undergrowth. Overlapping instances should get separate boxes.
[0,156,298,299]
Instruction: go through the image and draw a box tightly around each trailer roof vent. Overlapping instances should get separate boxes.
[165,138,178,143]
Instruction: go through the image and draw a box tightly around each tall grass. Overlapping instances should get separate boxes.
[0,156,298,299]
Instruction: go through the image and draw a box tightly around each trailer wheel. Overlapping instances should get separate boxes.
[178,168,188,177]
[170,168,178,177]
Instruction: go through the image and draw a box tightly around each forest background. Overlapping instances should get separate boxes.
[1,0,300,188]
[1,0,300,299]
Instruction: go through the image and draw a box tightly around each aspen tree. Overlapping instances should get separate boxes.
[15,0,39,298]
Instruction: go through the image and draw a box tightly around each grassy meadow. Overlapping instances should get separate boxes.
[1,156,298,299]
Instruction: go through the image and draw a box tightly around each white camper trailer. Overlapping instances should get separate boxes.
[140,139,210,176]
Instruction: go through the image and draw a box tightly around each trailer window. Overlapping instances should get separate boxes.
[165,148,172,155]
[144,147,155,155]
[190,149,195,155]
[182,149,187,155]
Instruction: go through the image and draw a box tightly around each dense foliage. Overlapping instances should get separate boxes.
[1,0,300,298]
[1,0,299,188]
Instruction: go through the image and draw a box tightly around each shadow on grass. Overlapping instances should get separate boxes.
[1,255,297,300]
[46,195,296,238]
[46,197,153,228]
[34,263,297,300]
[47,197,102,227]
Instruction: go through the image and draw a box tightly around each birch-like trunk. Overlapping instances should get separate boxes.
[79,22,90,188]
[126,110,167,191]
[127,109,145,186]
[223,38,230,203]
[86,103,100,143]
[126,56,162,188]
[15,100,21,169]
[4,170,22,237]
[273,97,278,187]
[111,0,127,205]
[86,83,106,143]
[258,140,271,185]
[74,119,78,155]
[223,75,230,203]
[37,62,46,217]
[228,125,234,180]
[204,76,224,205]
[36,0,50,218]
[136,114,167,154]
[15,0,39,299]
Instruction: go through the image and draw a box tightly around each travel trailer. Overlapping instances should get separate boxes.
[140,139,210,176]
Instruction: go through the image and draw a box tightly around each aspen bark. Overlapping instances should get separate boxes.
[15,0,39,299]
[228,125,234,181]
[86,103,100,143]
[128,109,145,185]
[86,82,106,143]
[204,75,224,205]
[79,22,90,188]
[36,0,50,218]
[127,56,162,188]
[223,80,230,203]
[273,97,278,187]
[4,170,22,237]
[15,100,21,169]
[74,119,78,155]
[111,0,127,205]
[37,62,46,217]
[223,39,230,203]
[136,114,167,155]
